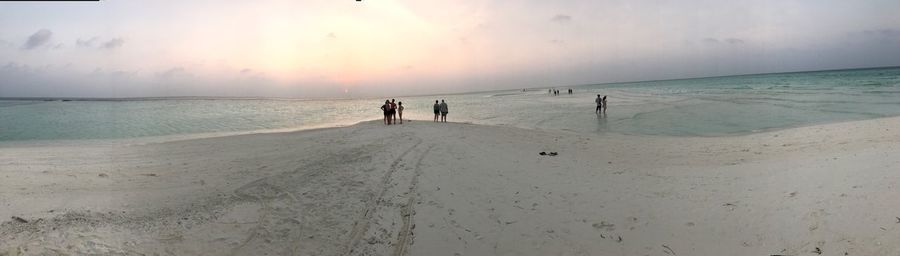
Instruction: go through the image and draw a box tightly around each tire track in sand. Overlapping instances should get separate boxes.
[344,137,423,255]
[229,143,379,255]
[393,144,434,256]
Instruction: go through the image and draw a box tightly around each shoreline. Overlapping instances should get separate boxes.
[2,116,899,255]
[3,112,900,148]
[0,119,377,148]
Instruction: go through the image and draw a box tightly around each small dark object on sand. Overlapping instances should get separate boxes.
[548,152,558,156]
[662,244,676,255]
[895,217,900,223]
[539,152,547,156]
[814,247,822,254]
[11,216,28,223]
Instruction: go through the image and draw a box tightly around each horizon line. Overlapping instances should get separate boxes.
[2,65,897,101]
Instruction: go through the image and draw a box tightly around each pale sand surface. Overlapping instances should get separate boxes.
[2,117,900,255]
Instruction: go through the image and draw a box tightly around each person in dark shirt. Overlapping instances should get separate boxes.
[380,100,391,124]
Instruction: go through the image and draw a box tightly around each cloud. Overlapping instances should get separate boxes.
[76,37,125,49]
[702,38,719,43]
[327,32,337,39]
[156,67,192,80]
[550,14,571,23]
[702,37,744,45]
[22,29,52,50]
[101,38,124,49]
[98,69,138,80]
[863,29,900,38]
[0,39,14,48]
[76,37,100,47]
[240,68,252,74]
[2,62,35,74]
[863,29,900,42]
[725,38,745,44]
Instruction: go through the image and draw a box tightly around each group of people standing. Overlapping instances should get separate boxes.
[380,99,403,125]
[595,94,608,114]
[548,88,573,95]
[379,93,604,125]
[379,99,449,125]
[433,100,449,122]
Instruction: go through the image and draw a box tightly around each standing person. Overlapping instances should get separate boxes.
[439,99,449,122]
[397,102,404,124]
[602,95,608,113]
[433,100,440,122]
[595,94,603,114]
[390,99,398,124]
[381,100,391,124]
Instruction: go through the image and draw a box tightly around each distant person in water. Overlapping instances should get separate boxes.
[390,99,398,124]
[433,100,440,122]
[398,102,404,124]
[595,95,603,114]
[602,95,608,113]
[439,100,449,122]
[381,100,391,125]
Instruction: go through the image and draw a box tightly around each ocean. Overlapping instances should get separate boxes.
[2,67,899,142]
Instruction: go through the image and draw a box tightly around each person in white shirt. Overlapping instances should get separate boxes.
[397,102,404,124]
[439,100,449,122]
[601,95,607,113]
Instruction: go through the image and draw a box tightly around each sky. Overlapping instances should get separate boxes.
[1,0,899,98]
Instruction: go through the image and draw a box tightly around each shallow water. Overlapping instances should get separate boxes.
[1,67,899,141]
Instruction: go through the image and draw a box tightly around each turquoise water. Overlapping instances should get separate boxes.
[2,67,899,142]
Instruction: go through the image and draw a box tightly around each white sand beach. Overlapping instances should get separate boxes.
[2,117,900,255]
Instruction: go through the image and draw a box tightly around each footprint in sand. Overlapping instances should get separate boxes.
[591,221,615,231]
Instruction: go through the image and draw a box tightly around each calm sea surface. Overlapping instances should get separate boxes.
[2,67,899,142]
